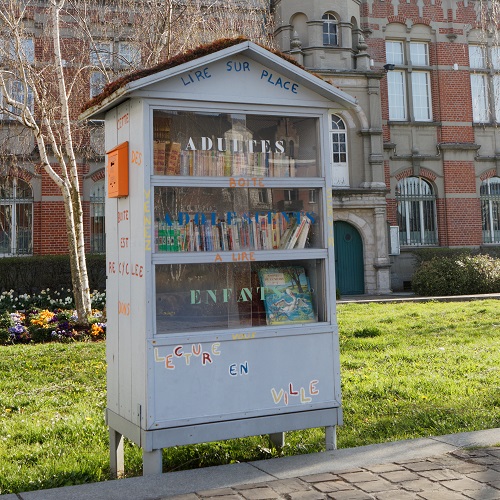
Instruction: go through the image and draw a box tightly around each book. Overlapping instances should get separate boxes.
[287,215,309,249]
[295,216,311,249]
[166,142,181,175]
[258,266,316,325]
[153,141,167,175]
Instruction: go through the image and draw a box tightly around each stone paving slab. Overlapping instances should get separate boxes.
[11,430,500,500]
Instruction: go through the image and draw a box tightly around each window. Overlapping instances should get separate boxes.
[118,42,141,68]
[0,177,33,255]
[322,14,338,46]
[469,45,500,123]
[89,41,140,97]
[385,41,432,122]
[9,79,34,116]
[90,41,112,67]
[90,71,107,98]
[90,181,105,253]
[480,177,500,243]
[396,177,437,246]
[330,114,348,187]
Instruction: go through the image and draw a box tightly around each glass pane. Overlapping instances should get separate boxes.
[90,42,112,66]
[155,259,323,334]
[410,42,428,65]
[494,76,500,122]
[471,74,490,122]
[16,203,32,254]
[153,111,320,177]
[0,177,14,198]
[492,47,500,70]
[387,71,407,120]
[0,205,12,253]
[411,72,431,121]
[16,179,32,199]
[469,45,485,69]
[386,41,404,65]
[154,187,321,252]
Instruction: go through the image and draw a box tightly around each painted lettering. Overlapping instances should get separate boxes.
[117,210,129,223]
[226,61,251,72]
[229,177,265,188]
[232,251,256,262]
[271,380,320,405]
[118,301,130,316]
[108,261,116,274]
[260,70,299,94]
[186,137,284,154]
[131,150,142,166]
[229,362,249,376]
[165,354,174,370]
[181,68,211,86]
[120,237,129,248]
[155,343,222,370]
[117,113,129,130]
[300,387,312,403]
[131,264,143,278]
[232,332,256,340]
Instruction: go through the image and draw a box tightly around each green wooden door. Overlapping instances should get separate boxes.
[334,221,364,295]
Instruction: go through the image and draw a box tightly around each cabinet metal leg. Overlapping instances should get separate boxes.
[325,425,337,451]
[143,448,163,475]
[109,428,124,478]
[269,432,285,449]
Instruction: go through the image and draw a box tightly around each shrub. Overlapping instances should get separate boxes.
[0,254,105,294]
[411,254,500,296]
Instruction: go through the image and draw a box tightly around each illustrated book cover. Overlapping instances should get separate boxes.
[258,266,316,325]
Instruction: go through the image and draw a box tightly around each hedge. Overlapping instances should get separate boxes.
[411,254,500,296]
[0,255,106,294]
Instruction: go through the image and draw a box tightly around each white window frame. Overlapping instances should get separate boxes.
[329,114,349,187]
[386,40,432,122]
[469,45,486,69]
[8,79,34,118]
[118,41,141,68]
[322,13,338,46]
[387,70,408,120]
[470,73,490,123]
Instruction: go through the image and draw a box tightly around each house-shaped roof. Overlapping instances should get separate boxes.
[80,38,357,120]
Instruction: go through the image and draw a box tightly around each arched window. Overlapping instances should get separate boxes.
[396,177,437,246]
[90,180,105,253]
[0,177,33,255]
[480,177,500,243]
[322,13,338,46]
[330,115,348,187]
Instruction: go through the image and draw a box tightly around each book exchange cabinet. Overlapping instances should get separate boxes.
[84,42,357,475]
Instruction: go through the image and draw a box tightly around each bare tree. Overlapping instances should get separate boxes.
[0,0,92,320]
[0,0,273,321]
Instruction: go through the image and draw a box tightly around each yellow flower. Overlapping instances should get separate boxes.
[90,324,104,337]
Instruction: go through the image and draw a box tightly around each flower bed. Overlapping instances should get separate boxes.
[0,289,106,344]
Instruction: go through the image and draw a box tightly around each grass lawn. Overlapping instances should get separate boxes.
[0,299,499,494]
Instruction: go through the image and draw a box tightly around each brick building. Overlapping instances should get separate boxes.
[2,0,500,294]
[273,0,500,292]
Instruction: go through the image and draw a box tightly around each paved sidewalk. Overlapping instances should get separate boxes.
[8,428,500,500]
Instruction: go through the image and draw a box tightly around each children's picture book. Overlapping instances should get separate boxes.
[258,266,316,325]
